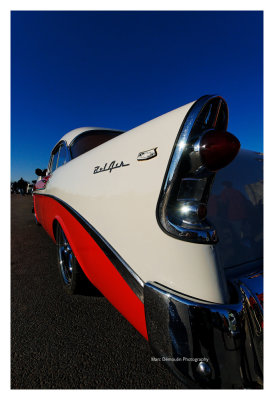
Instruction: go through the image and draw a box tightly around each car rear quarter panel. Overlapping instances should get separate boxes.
[35,101,228,307]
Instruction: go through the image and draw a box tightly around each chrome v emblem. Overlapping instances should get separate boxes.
[137,148,157,161]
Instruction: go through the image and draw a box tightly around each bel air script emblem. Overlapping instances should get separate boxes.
[93,160,130,174]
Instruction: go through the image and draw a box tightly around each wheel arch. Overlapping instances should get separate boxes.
[52,215,93,281]
[52,216,72,246]
[39,195,148,338]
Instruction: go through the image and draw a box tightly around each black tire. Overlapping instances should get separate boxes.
[56,223,101,296]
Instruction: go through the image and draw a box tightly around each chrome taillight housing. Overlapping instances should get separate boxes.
[156,95,240,244]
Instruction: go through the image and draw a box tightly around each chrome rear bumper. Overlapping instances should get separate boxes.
[144,270,263,389]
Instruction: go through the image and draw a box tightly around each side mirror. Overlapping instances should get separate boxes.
[35,168,43,176]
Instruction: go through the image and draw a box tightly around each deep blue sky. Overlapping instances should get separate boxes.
[11,11,263,182]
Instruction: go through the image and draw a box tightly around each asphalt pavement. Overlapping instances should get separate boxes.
[11,195,186,389]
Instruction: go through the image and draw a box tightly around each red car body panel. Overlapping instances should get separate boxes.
[33,194,148,340]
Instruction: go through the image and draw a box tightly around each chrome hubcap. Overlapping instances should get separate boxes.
[58,229,73,285]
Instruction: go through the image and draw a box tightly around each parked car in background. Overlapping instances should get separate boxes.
[33,95,263,389]
[26,183,33,194]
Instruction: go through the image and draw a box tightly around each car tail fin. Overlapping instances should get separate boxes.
[157,95,241,244]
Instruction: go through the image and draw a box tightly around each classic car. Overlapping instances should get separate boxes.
[33,95,263,389]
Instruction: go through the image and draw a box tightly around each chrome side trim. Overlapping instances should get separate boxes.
[144,275,263,388]
[34,193,144,301]
[156,95,228,244]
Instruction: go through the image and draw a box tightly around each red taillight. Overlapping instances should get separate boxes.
[200,130,240,171]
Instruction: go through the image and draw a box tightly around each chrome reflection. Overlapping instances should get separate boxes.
[58,228,73,285]
[157,95,229,244]
[144,270,263,388]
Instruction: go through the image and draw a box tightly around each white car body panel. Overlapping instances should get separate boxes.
[43,101,228,303]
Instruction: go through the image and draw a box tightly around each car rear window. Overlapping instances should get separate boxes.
[70,130,123,159]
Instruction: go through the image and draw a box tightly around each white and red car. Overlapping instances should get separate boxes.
[33,95,263,389]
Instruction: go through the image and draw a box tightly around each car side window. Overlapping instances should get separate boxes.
[51,149,59,172]
[48,142,69,173]
[58,144,67,167]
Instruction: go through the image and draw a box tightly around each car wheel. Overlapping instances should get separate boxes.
[32,206,41,226]
[56,223,101,295]
[34,213,41,226]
